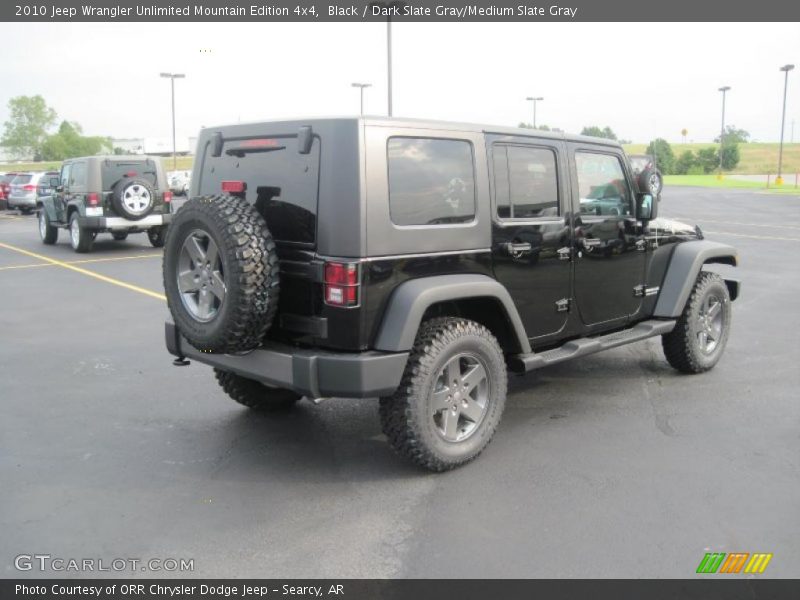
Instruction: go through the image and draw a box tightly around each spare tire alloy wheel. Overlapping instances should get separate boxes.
[178,230,225,322]
[112,178,154,220]
[163,195,280,354]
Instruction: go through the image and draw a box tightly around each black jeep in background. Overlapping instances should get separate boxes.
[163,117,739,472]
[38,155,172,253]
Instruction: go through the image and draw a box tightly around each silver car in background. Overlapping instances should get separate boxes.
[8,172,48,214]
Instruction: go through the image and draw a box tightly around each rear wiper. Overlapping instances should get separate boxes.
[225,146,286,158]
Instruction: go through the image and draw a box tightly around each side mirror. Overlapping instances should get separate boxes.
[50,177,60,187]
[55,185,64,193]
[636,192,657,221]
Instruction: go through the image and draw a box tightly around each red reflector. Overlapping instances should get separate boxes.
[221,180,246,193]
[87,192,99,206]
[324,262,358,285]
[163,191,173,203]
[23,184,36,191]
[323,262,359,307]
[241,138,279,148]
[126,171,137,177]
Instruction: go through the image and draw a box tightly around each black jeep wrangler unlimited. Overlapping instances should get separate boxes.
[163,117,739,471]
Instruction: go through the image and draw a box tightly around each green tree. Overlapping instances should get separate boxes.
[720,143,740,170]
[674,150,697,175]
[645,138,675,174]
[40,121,111,160]
[1,95,58,159]
[580,125,617,140]
[696,148,719,173]
[518,122,561,132]
[714,126,750,144]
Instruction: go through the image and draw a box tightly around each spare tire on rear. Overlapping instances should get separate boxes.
[163,195,280,354]
[112,178,155,220]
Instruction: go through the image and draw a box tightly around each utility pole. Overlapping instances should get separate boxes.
[526,96,543,128]
[160,72,185,171]
[777,65,795,185]
[717,86,730,179]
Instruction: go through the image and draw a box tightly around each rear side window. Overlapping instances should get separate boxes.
[387,137,475,226]
[70,163,87,187]
[101,160,159,191]
[493,145,559,219]
[199,136,321,244]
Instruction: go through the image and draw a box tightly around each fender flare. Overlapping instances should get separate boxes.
[654,240,739,318]
[373,274,531,354]
[37,196,57,221]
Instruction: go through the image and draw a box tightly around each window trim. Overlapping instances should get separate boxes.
[573,148,635,220]
[386,135,478,229]
[491,142,562,224]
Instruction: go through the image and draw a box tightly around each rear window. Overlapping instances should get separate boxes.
[101,159,159,191]
[387,137,475,226]
[198,135,321,244]
[12,175,32,185]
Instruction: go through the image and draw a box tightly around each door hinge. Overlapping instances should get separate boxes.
[633,285,645,297]
[555,298,571,313]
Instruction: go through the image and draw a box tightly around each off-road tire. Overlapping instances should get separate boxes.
[147,226,167,248]
[38,209,58,244]
[662,272,732,374]
[163,195,280,354]
[214,368,301,411]
[69,212,94,253]
[112,232,129,241]
[111,178,155,221]
[379,317,508,472]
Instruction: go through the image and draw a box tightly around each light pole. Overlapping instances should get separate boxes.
[160,72,185,171]
[351,83,372,115]
[526,96,543,128]
[776,64,794,186]
[717,86,730,179]
[370,1,405,116]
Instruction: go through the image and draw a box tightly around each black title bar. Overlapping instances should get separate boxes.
[3,0,800,22]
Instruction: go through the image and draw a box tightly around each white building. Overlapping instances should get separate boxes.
[110,137,197,156]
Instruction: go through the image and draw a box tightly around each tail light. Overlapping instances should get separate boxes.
[221,180,246,194]
[323,261,359,307]
[163,191,173,203]
[87,192,99,206]
[22,184,36,191]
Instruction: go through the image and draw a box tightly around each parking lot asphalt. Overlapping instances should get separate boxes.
[1,187,799,579]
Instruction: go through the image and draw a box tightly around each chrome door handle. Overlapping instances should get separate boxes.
[557,247,571,261]
[502,242,532,256]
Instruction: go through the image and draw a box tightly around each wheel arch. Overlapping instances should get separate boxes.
[373,274,531,354]
[654,240,740,318]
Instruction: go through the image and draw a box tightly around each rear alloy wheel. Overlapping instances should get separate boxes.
[379,317,507,471]
[69,212,93,253]
[38,210,58,244]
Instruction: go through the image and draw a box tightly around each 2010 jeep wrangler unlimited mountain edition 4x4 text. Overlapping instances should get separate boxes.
[163,117,740,471]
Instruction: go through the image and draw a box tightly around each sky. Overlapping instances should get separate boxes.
[0,22,798,144]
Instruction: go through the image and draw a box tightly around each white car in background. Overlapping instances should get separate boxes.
[167,170,191,196]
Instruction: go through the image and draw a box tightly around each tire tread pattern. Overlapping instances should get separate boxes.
[379,317,507,472]
[214,368,301,411]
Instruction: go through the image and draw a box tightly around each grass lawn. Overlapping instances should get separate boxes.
[664,175,800,194]
[0,155,194,174]
[623,142,800,175]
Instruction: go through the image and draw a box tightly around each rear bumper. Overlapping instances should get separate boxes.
[165,321,408,399]
[79,213,172,230]
[8,194,36,208]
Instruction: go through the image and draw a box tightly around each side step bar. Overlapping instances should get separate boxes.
[508,319,677,373]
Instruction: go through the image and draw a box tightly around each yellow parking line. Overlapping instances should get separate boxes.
[0,253,162,272]
[0,241,166,301]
